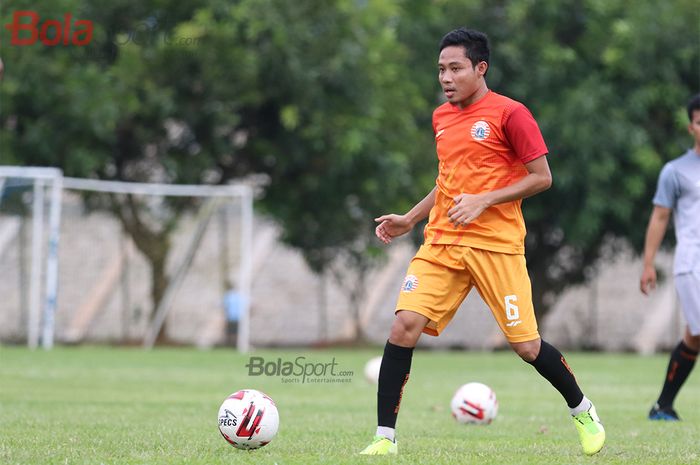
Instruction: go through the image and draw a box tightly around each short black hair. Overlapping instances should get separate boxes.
[438,28,490,71]
[687,93,700,121]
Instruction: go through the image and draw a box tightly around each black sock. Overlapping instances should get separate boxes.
[377,340,414,429]
[657,341,698,408]
[527,340,584,408]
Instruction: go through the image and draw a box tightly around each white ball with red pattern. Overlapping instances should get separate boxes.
[364,356,382,384]
[218,389,279,449]
[450,382,498,425]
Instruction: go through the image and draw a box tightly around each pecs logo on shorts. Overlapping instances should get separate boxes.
[470,120,491,141]
[401,274,419,293]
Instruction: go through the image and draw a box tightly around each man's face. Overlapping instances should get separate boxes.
[688,109,700,146]
[438,45,486,108]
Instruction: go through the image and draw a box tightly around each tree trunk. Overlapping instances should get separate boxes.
[150,244,170,344]
[110,194,174,344]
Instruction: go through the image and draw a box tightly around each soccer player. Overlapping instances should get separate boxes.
[359,28,605,456]
[640,93,700,421]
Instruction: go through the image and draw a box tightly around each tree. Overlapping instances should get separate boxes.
[2,0,698,339]
[0,0,433,341]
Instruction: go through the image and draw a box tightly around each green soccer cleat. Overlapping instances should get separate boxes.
[572,404,606,455]
[359,435,398,455]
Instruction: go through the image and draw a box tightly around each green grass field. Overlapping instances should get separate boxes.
[0,346,698,465]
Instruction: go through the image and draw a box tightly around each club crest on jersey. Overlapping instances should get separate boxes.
[401,274,419,293]
[470,120,490,140]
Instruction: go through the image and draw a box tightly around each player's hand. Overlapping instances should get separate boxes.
[374,214,413,244]
[640,265,657,295]
[448,193,489,227]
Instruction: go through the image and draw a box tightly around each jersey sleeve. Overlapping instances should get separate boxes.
[503,104,548,163]
[652,163,679,209]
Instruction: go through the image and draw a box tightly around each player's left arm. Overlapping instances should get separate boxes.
[448,157,551,226]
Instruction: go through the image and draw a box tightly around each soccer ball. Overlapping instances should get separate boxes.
[218,389,279,450]
[364,356,382,384]
[450,382,498,425]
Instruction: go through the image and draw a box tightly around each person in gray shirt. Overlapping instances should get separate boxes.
[640,93,700,421]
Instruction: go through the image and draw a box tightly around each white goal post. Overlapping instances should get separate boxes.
[0,166,254,352]
[0,166,62,349]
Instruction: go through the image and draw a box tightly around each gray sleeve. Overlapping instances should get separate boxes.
[652,163,678,209]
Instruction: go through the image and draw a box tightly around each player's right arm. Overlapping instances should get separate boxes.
[374,186,437,244]
[640,205,671,295]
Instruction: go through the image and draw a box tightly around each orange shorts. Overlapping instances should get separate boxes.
[395,244,539,343]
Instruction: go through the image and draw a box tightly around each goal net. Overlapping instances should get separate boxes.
[0,167,253,351]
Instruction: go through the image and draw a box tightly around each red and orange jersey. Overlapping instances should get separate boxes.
[424,91,548,254]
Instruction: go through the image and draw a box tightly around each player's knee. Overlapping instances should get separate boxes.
[685,334,700,351]
[388,323,418,347]
[514,347,538,362]
[511,340,540,362]
[388,313,425,347]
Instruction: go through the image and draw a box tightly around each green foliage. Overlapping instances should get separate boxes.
[169,0,432,272]
[1,0,698,319]
[501,0,698,307]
